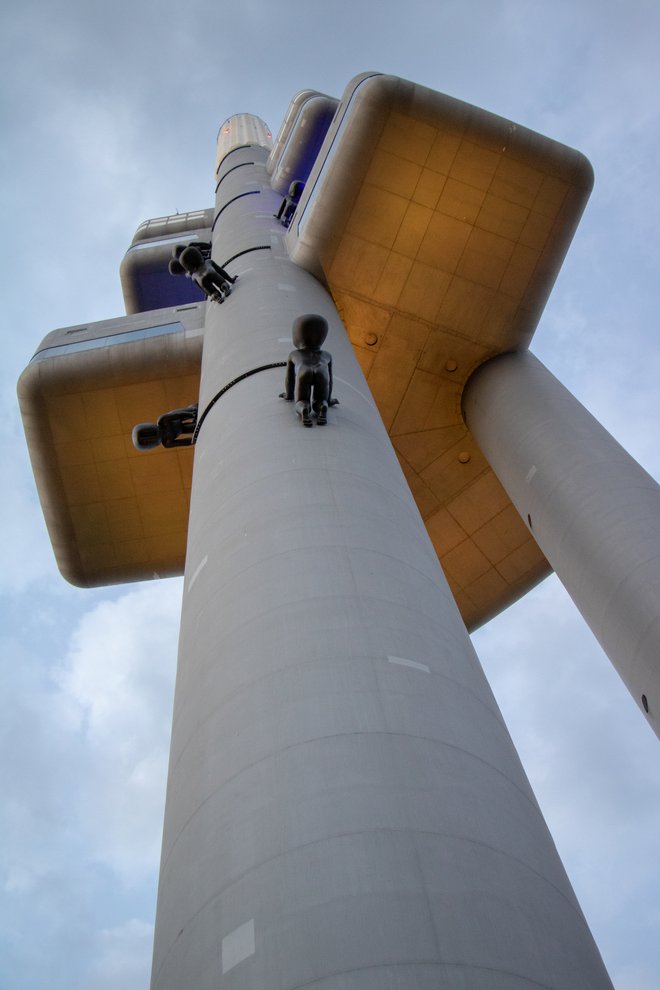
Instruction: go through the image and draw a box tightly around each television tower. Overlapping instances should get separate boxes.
[20,73,659,989]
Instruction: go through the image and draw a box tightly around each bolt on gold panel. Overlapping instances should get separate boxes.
[287,74,593,627]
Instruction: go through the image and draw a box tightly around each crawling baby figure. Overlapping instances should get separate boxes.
[279,314,338,426]
[171,245,236,303]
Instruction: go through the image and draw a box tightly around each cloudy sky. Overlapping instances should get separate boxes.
[2,1,659,988]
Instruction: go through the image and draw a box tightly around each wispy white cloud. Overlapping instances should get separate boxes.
[89,919,154,990]
[55,583,181,877]
[0,583,180,988]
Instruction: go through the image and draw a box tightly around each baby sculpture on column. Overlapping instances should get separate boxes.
[169,243,237,303]
[279,314,338,426]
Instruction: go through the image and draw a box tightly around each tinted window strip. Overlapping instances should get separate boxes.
[296,73,381,237]
[31,322,185,363]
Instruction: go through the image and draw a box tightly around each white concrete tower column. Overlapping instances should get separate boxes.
[149,120,613,990]
[464,351,660,737]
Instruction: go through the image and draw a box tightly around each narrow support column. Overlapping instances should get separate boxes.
[464,351,660,736]
[149,133,613,990]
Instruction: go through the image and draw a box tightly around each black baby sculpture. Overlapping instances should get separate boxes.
[279,314,338,426]
[168,244,236,303]
[275,180,304,228]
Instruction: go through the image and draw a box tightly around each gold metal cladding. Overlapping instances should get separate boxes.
[17,307,203,587]
[287,73,593,628]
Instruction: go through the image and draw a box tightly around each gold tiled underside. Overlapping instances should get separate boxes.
[44,372,198,584]
[322,107,565,627]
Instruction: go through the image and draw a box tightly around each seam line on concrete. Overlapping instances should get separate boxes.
[286,961,562,990]
[160,731,543,875]
[153,827,586,987]
[184,543,445,608]
[170,603,489,707]
[178,593,456,663]
[170,652,504,766]
[191,467,422,528]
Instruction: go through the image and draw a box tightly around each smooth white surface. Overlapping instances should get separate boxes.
[465,351,660,738]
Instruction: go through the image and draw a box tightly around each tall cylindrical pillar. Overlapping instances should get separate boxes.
[149,130,613,989]
[464,351,659,736]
